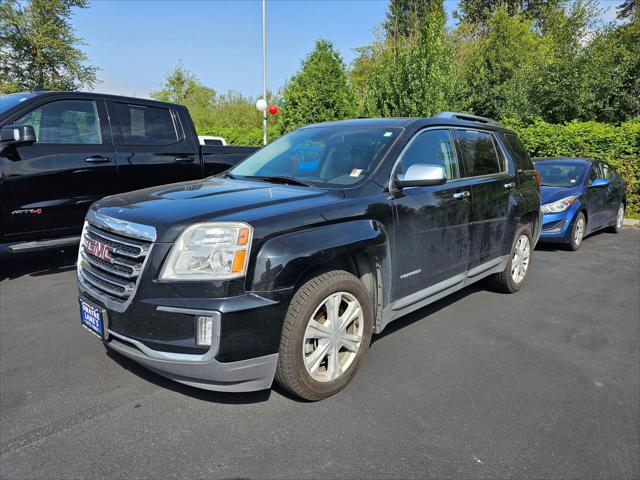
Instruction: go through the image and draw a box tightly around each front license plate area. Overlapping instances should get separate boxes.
[79,299,108,340]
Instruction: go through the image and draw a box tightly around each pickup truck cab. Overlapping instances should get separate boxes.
[0,92,257,254]
[76,113,541,401]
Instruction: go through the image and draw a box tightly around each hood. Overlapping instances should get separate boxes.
[91,177,343,242]
[540,185,582,205]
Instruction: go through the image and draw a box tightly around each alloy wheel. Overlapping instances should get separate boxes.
[574,216,585,246]
[302,291,364,383]
[511,234,531,284]
[616,204,624,230]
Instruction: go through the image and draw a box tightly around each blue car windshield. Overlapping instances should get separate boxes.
[230,126,401,187]
[535,161,587,188]
[0,93,35,114]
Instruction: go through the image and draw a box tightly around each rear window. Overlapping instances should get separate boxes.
[113,103,179,145]
[456,129,502,176]
[503,133,534,171]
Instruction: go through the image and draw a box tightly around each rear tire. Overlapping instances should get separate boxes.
[486,225,532,293]
[275,270,374,401]
[567,212,586,251]
[608,203,624,233]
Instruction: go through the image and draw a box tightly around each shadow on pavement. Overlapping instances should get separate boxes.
[105,348,277,405]
[372,282,484,344]
[0,247,79,281]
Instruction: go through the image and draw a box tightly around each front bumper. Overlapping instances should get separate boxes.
[538,204,580,244]
[76,211,291,393]
[107,326,278,392]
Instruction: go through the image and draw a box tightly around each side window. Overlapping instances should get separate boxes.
[15,100,102,144]
[399,129,460,180]
[113,103,179,145]
[587,164,601,185]
[503,133,534,170]
[456,129,502,176]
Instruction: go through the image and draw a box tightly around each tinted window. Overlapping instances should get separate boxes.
[587,163,602,185]
[503,133,534,170]
[15,100,102,144]
[535,161,587,188]
[231,126,400,187]
[456,130,501,176]
[400,129,459,180]
[114,103,178,145]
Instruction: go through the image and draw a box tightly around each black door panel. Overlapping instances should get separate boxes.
[107,101,201,192]
[0,98,115,239]
[391,129,471,301]
[454,129,515,269]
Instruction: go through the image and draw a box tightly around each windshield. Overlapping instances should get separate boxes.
[0,93,35,115]
[535,161,587,188]
[230,126,401,187]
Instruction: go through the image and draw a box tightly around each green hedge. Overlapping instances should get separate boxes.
[200,120,640,215]
[505,119,640,215]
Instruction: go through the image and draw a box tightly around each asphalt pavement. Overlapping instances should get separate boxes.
[1,229,639,479]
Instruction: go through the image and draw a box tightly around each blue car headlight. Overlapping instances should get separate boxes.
[541,195,578,214]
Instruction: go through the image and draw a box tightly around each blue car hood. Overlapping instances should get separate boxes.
[541,185,582,205]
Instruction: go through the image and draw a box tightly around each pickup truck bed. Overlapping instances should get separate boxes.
[0,91,259,253]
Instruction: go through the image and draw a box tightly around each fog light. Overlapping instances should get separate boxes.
[196,316,214,346]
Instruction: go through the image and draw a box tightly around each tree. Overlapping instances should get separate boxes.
[0,0,97,93]
[455,0,564,27]
[363,4,462,117]
[150,65,216,130]
[617,0,638,22]
[277,40,355,134]
[577,23,640,122]
[456,6,548,121]
[383,0,441,41]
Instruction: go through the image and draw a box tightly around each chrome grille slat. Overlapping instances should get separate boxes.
[80,251,136,279]
[78,220,153,306]
[85,226,148,259]
[80,268,129,298]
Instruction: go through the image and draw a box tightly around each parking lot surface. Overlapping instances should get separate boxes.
[1,229,638,479]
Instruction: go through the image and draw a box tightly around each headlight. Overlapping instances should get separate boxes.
[541,195,578,214]
[159,222,253,281]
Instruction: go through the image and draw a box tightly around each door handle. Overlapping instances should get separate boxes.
[504,182,516,189]
[175,156,195,163]
[453,191,470,199]
[85,156,111,163]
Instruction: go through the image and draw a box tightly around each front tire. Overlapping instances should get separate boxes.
[275,270,374,401]
[486,225,532,293]
[568,212,586,251]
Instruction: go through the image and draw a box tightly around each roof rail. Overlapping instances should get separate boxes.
[435,111,502,126]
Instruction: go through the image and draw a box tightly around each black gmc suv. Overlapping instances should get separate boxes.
[76,113,541,401]
[0,92,257,255]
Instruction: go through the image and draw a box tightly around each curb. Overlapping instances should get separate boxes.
[623,218,640,229]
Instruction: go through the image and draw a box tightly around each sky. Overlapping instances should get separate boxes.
[72,0,621,99]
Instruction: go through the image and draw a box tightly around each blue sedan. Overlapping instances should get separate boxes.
[534,158,627,250]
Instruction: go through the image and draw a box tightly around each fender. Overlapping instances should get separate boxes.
[251,219,389,293]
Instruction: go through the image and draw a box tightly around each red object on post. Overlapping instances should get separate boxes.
[268,104,278,115]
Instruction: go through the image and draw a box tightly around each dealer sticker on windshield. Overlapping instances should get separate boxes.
[350,168,363,177]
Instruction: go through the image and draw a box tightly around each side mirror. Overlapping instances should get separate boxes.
[589,178,609,188]
[0,125,36,145]
[394,164,447,188]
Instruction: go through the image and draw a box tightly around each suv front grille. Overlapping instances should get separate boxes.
[78,221,153,304]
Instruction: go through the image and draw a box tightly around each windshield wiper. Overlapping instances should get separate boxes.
[243,175,311,187]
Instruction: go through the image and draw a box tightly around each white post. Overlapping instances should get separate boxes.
[262,0,267,146]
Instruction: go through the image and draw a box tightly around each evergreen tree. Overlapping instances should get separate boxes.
[0,0,97,93]
[277,40,355,134]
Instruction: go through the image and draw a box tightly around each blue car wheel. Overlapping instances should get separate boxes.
[568,211,586,251]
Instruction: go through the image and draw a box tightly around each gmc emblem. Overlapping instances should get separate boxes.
[85,238,116,263]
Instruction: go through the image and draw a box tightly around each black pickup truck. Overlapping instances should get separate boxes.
[76,112,541,401]
[0,91,258,255]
